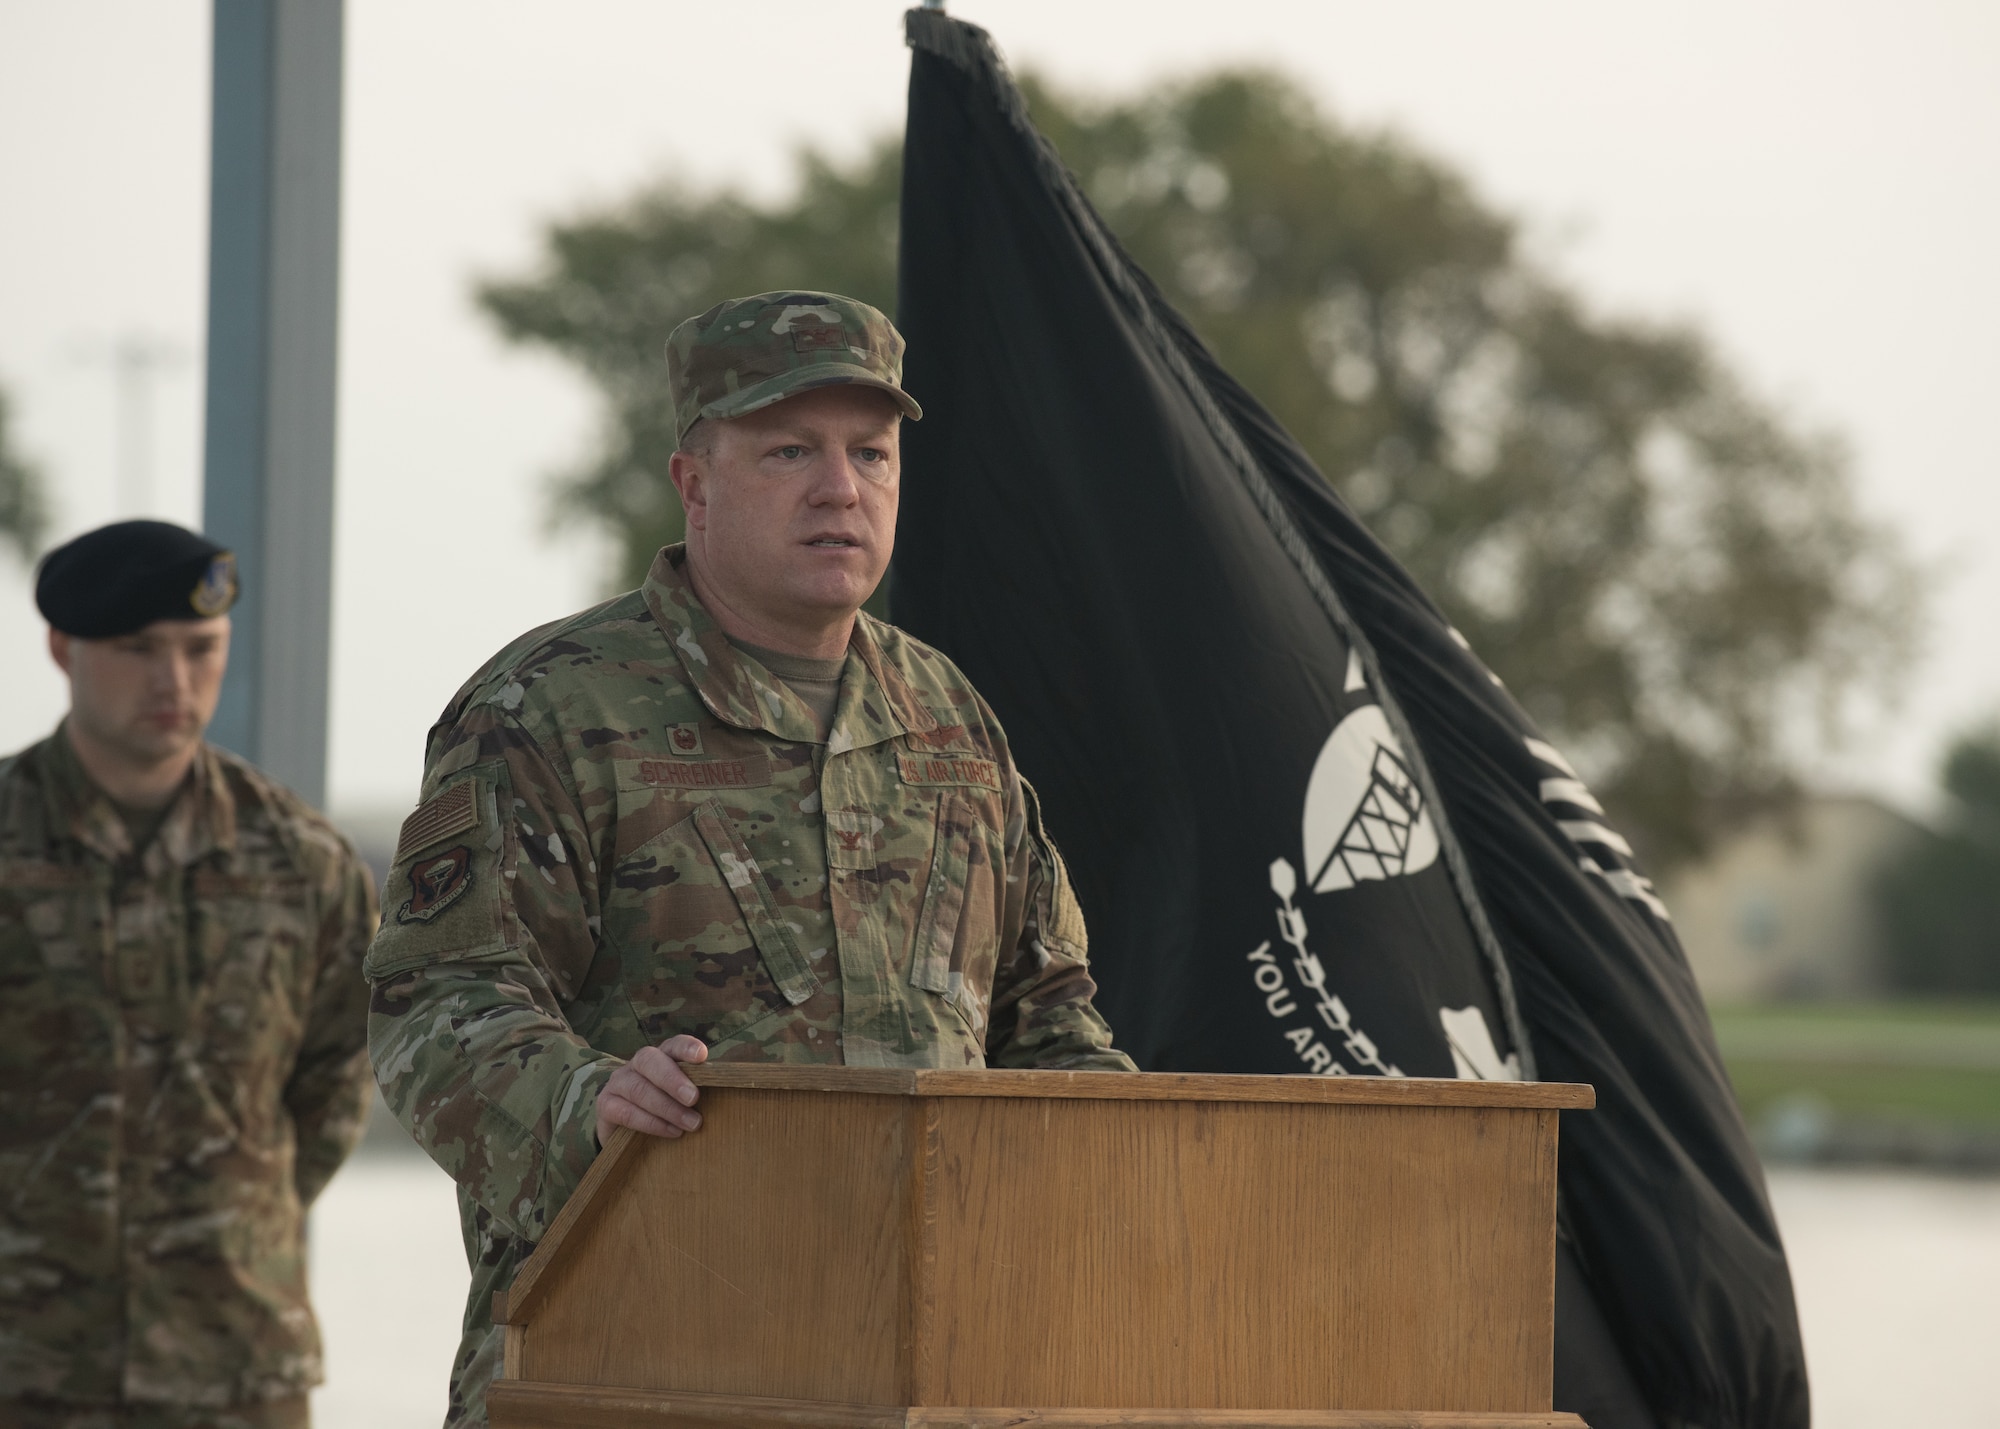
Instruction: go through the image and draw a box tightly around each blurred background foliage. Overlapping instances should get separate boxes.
[1878,724,2000,994]
[477,146,901,578]
[477,67,1918,871]
[0,384,49,562]
[1717,726,2000,1160]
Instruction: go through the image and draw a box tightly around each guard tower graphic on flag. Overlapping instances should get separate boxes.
[1303,705,1442,894]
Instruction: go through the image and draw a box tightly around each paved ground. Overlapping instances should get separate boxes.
[311,1156,465,1429]
[1769,1167,2000,1429]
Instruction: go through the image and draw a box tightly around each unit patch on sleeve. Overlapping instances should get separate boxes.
[398,846,472,924]
[896,753,1002,791]
[394,779,479,862]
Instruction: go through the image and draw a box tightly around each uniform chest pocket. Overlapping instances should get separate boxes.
[0,861,102,976]
[189,872,314,1063]
[907,791,1000,1035]
[606,797,819,1048]
[0,862,109,1103]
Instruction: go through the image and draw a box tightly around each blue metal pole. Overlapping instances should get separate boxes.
[200,0,342,808]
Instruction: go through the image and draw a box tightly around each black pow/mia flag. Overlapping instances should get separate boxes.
[891,11,1808,1429]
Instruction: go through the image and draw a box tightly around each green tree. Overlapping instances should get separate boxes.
[476,69,1916,869]
[1877,726,2000,994]
[0,384,49,561]
[478,147,900,575]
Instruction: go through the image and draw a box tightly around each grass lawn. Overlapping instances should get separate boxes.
[1708,1001,2000,1130]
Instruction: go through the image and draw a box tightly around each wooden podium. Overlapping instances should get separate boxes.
[488,1066,1593,1429]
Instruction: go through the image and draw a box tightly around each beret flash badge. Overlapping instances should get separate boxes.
[189,553,238,617]
[398,845,472,924]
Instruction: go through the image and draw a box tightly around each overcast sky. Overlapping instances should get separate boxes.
[0,0,1995,818]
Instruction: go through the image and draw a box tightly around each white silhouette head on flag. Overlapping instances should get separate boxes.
[1301,705,1441,894]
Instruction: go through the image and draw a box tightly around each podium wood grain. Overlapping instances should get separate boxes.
[487,1380,1589,1427]
[491,1068,1591,1426]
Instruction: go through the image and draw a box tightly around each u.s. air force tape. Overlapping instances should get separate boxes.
[896,753,1001,790]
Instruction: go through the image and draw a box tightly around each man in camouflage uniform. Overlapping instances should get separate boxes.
[366,291,1134,1425]
[0,521,379,1428]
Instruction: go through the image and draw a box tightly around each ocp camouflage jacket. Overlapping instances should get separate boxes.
[0,731,378,1409]
[364,545,1133,1426]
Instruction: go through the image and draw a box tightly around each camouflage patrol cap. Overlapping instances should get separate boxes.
[665,291,922,441]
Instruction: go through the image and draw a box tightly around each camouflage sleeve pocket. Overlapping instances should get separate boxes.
[362,773,514,983]
[1021,777,1087,954]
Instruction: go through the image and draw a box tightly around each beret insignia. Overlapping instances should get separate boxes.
[190,553,239,618]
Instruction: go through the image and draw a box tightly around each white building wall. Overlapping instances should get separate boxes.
[1660,796,1924,1003]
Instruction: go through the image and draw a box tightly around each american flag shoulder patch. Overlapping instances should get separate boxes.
[395,780,480,863]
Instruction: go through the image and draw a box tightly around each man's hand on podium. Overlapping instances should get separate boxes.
[596,1035,710,1148]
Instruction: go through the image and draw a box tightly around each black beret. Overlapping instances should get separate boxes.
[35,520,239,639]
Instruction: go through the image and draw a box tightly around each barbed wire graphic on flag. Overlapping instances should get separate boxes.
[1269,857,1404,1077]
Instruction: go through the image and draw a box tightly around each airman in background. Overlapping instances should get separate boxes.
[0,521,379,1429]
[365,290,1134,1426]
